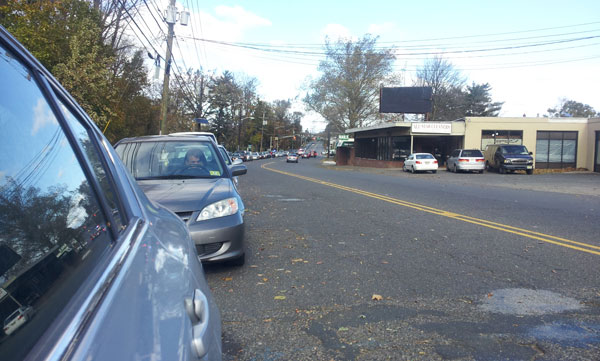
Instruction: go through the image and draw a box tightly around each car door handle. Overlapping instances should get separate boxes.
[184,289,210,358]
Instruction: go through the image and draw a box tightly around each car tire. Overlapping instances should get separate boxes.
[453,165,458,173]
[445,165,450,172]
[526,169,533,175]
[479,170,484,174]
[432,170,437,174]
[410,166,415,174]
[499,167,506,174]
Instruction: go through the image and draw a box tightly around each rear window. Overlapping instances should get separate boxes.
[461,150,483,157]
[416,154,435,159]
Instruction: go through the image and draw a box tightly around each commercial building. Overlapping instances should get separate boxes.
[343,117,600,172]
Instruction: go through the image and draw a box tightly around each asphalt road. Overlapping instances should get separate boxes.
[205,152,600,361]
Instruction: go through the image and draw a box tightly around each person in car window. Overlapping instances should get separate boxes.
[185,148,206,167]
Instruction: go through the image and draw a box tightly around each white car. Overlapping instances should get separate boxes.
[403,153,438,174]
[3,306,34,336]
[286,153,299,163]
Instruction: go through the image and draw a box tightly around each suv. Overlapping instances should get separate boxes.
[484,144,535,174]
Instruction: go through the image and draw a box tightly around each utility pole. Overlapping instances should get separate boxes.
[159,2,188,135]
[260,110,266,152]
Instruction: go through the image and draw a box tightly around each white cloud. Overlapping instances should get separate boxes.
[32,98,57,135]
[367,22,398,37]
[214,5,271,27]
[321,24,353,42]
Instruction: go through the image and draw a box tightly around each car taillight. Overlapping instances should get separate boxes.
[476,158,485,162]
[433,160,438,164]
[458,158,468,162]
[415,161,422,164]
[18,315,23,320]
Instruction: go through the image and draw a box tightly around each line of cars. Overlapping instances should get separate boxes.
[403,144,535,175]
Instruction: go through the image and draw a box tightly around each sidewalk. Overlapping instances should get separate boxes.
[320,161,600,197]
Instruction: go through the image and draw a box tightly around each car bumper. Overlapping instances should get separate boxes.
[502,164,534,170]
[188,212,245,263]
[457,163,485,171]
[415,164,438,171]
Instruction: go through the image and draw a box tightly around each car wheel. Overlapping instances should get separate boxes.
[526,169,533,175]
[453,165,458,173]
[479,170,484,174]
[499,167,506,174]
[410,166,415,174]
[432,170,437,174]
[445,165,450,172]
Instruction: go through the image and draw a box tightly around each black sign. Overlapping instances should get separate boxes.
[380,87,433,114]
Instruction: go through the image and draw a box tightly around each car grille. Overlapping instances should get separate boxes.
[175,211,193,223]
[196,242,223,257]
[511,159,528,165]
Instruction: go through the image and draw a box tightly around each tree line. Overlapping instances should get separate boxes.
[0,0,303,151]
[2,1,597,145]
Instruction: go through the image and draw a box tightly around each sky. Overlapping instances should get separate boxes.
[135,0,600,132]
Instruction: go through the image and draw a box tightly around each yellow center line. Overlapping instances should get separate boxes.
[262,162,600,256]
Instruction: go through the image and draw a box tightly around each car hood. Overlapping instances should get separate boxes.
[137,178,237,213]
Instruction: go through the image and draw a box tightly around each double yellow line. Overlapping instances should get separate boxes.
[262,162,600,256]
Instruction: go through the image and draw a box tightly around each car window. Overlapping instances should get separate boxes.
[219,147,232,166]
[0,43,116,360]
[461,150,483,157]
[116,140,225,179]
[56,97,126,232]
[416,154,435,159]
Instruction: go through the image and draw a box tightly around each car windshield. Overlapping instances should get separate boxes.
[500,145,529,155]
[116,140,225,179]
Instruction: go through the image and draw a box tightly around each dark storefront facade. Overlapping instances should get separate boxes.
[348,121,465,167]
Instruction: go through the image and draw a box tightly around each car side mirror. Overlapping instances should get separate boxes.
[231,164,247,176]
[529,152,533,155]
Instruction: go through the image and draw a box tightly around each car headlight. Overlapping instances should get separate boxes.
[527,160,533,164]
[504,159,511,164]
[197,198,239,221]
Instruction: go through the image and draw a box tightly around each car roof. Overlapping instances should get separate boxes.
[115,134,215,145]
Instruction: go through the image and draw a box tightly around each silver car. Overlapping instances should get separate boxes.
[0,24,221,360]
[446,149,485,173]
[115,135,247,266]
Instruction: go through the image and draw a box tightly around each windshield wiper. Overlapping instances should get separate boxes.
[136,175,209,180]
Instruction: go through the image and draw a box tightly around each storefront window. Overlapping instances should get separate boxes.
[535,131,577,169]
[355,138,377,159]
[392,136,410,161]
[482,130,523,149]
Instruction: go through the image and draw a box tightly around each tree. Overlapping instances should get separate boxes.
[414,56,466,121]
[464,82,503,117]
[547,99,598,118]
[305,35,396,130]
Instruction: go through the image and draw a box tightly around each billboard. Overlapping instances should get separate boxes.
[379,87,433,114]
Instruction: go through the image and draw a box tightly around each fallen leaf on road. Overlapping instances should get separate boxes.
[223,277,232,281]
[381,261,389,264]
[551,269,557,273]
[264,318,272,323]
[250,265,258,268]
[487,293,494,298]
[372,294,383,301]
[263,278,268,282]
[338,327,349,332]
[292,258,303,263]
[274,295,286,300]
[316,261,323,264]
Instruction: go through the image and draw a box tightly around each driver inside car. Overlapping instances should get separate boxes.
[184,148,206,167]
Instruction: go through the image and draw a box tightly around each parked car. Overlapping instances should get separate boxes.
[446,149,485,173]
[403,153,439,173]
[484,144,534,174]
[252,152,260,160]
[115,135,247,266]
[3,306,35,336]
[287,153,299,163]
[170,131,218,144]
[0,24,221,360]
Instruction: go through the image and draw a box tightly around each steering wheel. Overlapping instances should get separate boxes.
[173,165,209,175]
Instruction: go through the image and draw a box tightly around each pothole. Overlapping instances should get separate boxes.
[479,288,584,315]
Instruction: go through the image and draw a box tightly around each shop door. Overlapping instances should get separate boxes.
[595,131,600,172]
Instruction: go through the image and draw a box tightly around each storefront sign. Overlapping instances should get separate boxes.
[411,122,452,134]
[338,134,350,140]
